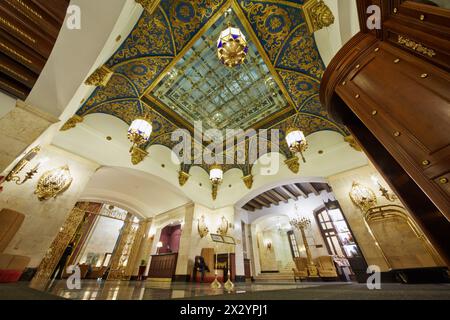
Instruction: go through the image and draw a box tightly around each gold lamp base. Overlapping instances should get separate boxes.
[210,275,222,289]
[224,278,234,292]
[307,265,319,277]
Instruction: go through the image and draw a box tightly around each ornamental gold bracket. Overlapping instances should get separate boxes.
[130,146,148,165]
[60,115,84,131]
[84,65,114,87]
[303,0,335,33]
[242,174,253,189]
[344,135,362,152]
[178,170,190,186]
[284,156,300,174]
[212,181,219,200]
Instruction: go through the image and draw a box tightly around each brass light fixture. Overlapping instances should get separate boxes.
[127,116,152,152]
[349,181,378,212]
[217,216,229,236]
[197,215,209,238]
[5,146,41,185]
[285,127,308,162]
[209,164,223,200]
[217,22,248,67]
[289,210,318,277]
[371,175,397,202]
[35,165,73,201]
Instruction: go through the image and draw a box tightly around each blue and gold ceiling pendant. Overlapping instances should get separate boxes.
[217,21,249,67]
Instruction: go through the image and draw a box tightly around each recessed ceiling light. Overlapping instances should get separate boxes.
[318,150,324,154]
[106,136,112,141]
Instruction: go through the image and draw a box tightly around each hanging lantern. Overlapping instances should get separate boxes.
[285,127,308,162]
[209,164,223,184]
[209,164,223,201]
[217,23,248,67]
[127,117,152,151]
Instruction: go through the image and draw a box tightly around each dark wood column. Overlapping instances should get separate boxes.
[320,0,450,266]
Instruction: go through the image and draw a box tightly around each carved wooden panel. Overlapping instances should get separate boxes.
[0,0,70,99]
[147,253,178,279]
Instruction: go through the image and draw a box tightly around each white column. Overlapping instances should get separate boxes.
[250,224,261,276]
[233,208,245,279]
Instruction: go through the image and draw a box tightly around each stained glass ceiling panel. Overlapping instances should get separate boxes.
[152,9,288,132]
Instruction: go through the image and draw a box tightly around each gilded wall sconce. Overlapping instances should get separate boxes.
[216,216,229,236]
[349,181,378,212]
[197,215,209,238]
[371,175,398,202]
[35,165,73,201]
[5,146,41,185]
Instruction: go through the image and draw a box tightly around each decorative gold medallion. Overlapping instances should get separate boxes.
[35,165,73,201]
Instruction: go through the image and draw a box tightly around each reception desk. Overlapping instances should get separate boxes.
[147,253,178,279]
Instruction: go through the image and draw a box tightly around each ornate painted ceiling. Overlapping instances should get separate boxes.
[71,0,348,175]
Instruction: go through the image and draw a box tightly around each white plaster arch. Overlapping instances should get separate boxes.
[79,166,191,218]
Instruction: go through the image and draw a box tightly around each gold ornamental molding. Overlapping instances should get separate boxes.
[60,115,84,131]
[130,146,148,165]
[35,165,73,201]
[178,170,190,186]
[303,0,335,33]
[84,65,114,87]
[397,35,436,58]
[0,17,36,43]
[344,135,362,152]
[135,0,160,14]
[284,156,300,174]
[0,41,32,64]
[242,174,253,189]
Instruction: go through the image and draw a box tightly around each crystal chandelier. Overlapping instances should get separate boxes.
[217,22,248,67]
[127,117,152,151]
[209,164,223,200]
[285,127,308,162]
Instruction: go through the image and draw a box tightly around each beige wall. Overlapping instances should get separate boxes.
[0,101,58,172]
[327,163,440,271]
[0,145,98,267]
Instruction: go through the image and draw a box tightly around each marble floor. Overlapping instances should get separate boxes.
[36,280,450,300]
